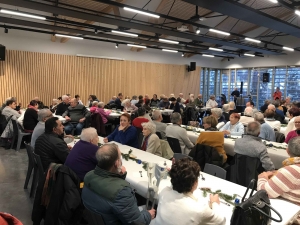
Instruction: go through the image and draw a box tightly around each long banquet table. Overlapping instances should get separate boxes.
[69,137,299,225]
[185,128,289,169]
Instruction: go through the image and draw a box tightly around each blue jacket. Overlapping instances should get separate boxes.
[108,125,138,148]
[220,121,244,136]
[82,166,151,225]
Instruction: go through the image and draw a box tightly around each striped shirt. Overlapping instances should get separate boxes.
[257,164,300,205]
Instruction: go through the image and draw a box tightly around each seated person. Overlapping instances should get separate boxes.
[228,101,239,115]
[197,117,227,163]
[122,99,138,113]
[193,94,203,108]
[239,107,254,126]
[55,95,70,116]
[254,112,276,142]
[141,122,162,156]
[206,95,218,108]
[222,104,230,122]
[82,143,155,225]
[211,108,226,123]
[35,117,70,171]
[104,113,138,148]
[258,137,300,223]
[268,103,284,123]
[169,97,180,113]
[234,121,275,171]
[150,94,160,107]
[260,100,270,113]
[158,97,170,109]
[142,99,152,113]
[135,98,144,108]
[152,158,225,225]
[166,113,194,154]
[65,128,99,181]
[94,102,111,124]
[62,98,91,135]
[285,117,300,144]
[152,110,167,140]
[132,108,149,129]
[23,100,39,131]
[264,109,281,132]
[89,101,99,113]
[284,108,300,136]
[246,101,259,114]
[131,95,138,105]
[31,109,53,148]
[220,113,244,136]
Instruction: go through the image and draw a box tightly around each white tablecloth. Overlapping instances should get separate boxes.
[69,137,299,225]
[186,131,289,169]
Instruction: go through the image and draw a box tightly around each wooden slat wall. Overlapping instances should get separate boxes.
[0,50,201,106]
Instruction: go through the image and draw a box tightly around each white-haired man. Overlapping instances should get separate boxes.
[65,128,99,181]
[152,110,167,140]
[239,107,255,126]
[56,95,70,116]
[206,95,218,108]
[178,93,186,104]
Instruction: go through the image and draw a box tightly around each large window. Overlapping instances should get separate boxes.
[286,67,300,101]
[221,70,229,99]
[236,69,249,96]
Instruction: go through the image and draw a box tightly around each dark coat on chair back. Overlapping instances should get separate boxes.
[188,144,223,171]
[32,164,84,225]
[91,113,106,136]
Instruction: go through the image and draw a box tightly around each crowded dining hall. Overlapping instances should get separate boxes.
[1,0,300,224]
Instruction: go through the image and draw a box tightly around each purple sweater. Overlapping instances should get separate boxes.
[285,130,300,144]
[65,140,98,181]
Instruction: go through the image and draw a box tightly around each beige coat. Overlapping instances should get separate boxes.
[142,134,162,156]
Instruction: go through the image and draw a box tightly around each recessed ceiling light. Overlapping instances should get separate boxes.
[196,28,200,34]
[162,49,178,53]
[283,46,294,51]
[111,30,138,37]
[127,44,147,48]
[295,10,300,16]
[124,7,160,18]
[159,38,179,44]
[244,53,255,57]
[245,37,261,43]
[209,29,230,36]
[209,47,223,52]
[268,0,278,3]
[55,34,83,39]
[0,9,46,20]
[202,54,214,57]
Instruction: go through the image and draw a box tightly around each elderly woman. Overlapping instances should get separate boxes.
[1,99,21,139]
[284,108,300,136]
[23,100,39,131]
[94,102,111,124]
[206,95,218,108]
[122,99,138,113]
[141,122,162,156]
[197,116,227,163]
[222,104,230,122]
[285,117,300,143]
[152,158,225,225]
[211,108,225,123]
[202,116,218,131]
[264,109,281,132]
[220,113,244,136]
[103,113,138,148]
[90,101,99,113]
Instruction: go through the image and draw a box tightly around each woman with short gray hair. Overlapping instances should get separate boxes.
[93,102,111,124]
[141,122,162,156]
[211,108,226,123]
[122,99,138,113]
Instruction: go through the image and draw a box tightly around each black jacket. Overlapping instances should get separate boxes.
[23,108,38,130]
[35,132,70,171]
[56,102,70,116]
[189,144,223,170]
[32,164,84,225]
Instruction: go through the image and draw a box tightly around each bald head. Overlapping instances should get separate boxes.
[244,107,254,117]
[268,104,276,111]
[96,143,121,172]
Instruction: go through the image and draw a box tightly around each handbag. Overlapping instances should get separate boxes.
[230,179,282,225]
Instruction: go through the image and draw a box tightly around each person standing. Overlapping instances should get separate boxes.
[231,88,240,105]
[273,87,282,100]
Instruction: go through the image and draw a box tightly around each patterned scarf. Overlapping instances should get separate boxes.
[282,157,300,167]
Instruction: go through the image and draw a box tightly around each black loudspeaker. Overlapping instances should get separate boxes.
[263,73,270,82]
[0,45,5,61]
[190,62,196,71]
[240,82,243,95]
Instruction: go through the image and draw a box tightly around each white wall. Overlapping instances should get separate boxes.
[0,29,222,68]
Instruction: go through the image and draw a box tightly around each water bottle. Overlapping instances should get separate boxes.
[234,198,240,206]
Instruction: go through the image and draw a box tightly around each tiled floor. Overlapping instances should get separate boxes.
[0,147,34,224]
